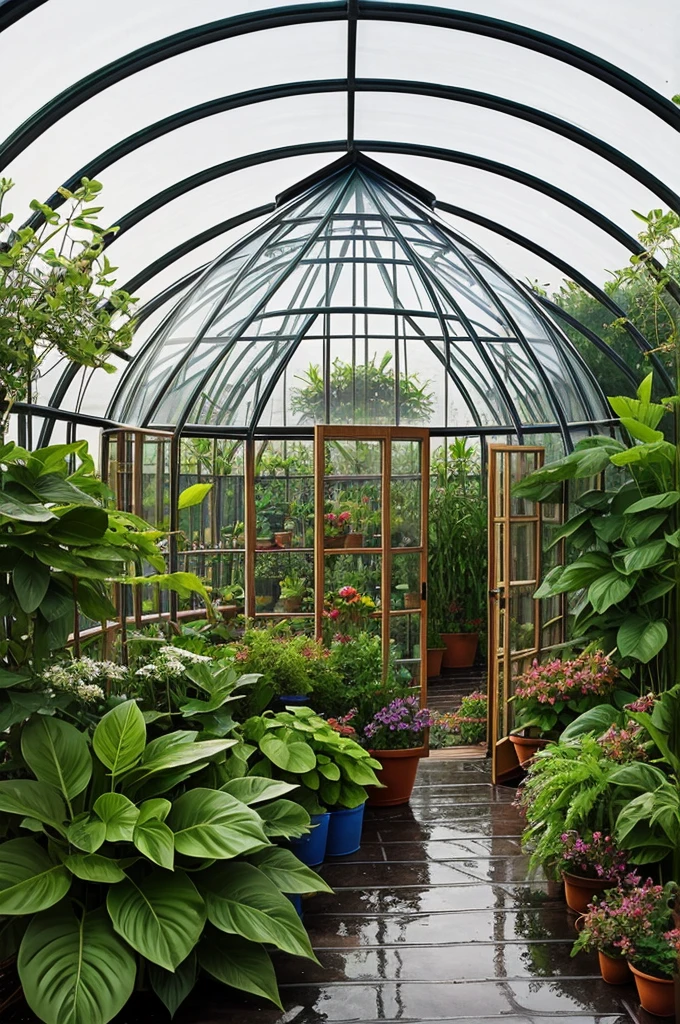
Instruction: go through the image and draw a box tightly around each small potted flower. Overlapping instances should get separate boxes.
[509,651,619,764]
[323,586,376,641]
[361,695,434,806]
[395,583,420,610]
[558,830,631,915]
[571,884,638,985]
[279,572,307,613]
[625,883,679,1017]
[426,624,447,678]
[324,510,351,547]
[441,603,483,669]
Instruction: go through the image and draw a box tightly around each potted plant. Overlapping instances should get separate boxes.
[279,573,307,613]
[275,518,295,548]
[509,651,620,764]
[558,830,631,915]
[218,583,244,621]
[231,520,245,548]
[625,883,680,1017]
[440,605,483,669]
[426,624,446,678]
[324,510,351,548]
[240,706,382,862]
[256,516,275,549]
[571,886,636,985]
[360,696,434,806]
[323,586,376,642]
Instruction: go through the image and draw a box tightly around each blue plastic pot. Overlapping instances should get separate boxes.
[326,802,366,857]
[286,893,304,918]
[275,694,309,709]
[289,812,330,867]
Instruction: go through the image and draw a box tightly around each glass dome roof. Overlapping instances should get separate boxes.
[108,153,609,437]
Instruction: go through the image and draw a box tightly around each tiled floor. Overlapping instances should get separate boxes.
[4,760,660,1023]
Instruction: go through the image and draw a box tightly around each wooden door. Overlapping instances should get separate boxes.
[314,426,429,710]
[487,445,546,783]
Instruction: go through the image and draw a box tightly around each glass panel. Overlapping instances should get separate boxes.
[494,523,504,587]
[323,553,382,643]
[390,612,422,687]
[508,585,538,654]
[541,594,564,650]
[254,550,314,616]
[178,439,245,552]
[324,440,382,548]
[509,451,541,516]
[390,552,422,611]
[391,440,422,547]
[510,523,537,583]
[254,441,314,548]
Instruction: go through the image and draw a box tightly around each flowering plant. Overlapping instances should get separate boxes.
[324,511,351,537]
[363,695,434,750]
[324,586,376,637]
[43,657,127,704]
[572,880,679,977]
[558,829,632,882]
[511,650,619,737]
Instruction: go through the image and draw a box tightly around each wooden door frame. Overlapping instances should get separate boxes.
[314,425,429,710]
[487,445,545,783]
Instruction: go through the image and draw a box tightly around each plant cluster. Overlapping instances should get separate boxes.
[516,374,678,689]
[573,880,680,979]
[240,706,382,814]
[0,701,331,1021]
[429,693,487,748]
[323,510,351,537]
[42,657,127,703]
[511,650,621,737]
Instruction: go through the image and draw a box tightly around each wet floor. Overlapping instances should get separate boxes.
[4,759,661,1023]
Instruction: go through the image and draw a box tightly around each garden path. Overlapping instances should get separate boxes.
[179,759,648,1024]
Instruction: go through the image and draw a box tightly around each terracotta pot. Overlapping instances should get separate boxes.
[629,963,675,1016]
[426,647,445,678]
[282,596,302,613]
[367,746,425,806]
[274,531,293,548]
[325,535,346,548]
[509,733,549,767]
[561,871,610,915]
[598,950,631,986]
[441,632,479,668]
[403,592,421,610]
[344,532,363,548]
[255,537,274,550]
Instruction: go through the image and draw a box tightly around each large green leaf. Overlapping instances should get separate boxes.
[168,788,269,859]
[18,905,136,1024]
[66,817,106,854]
[256,799,311,839]
[29,475,99,507]
[0,838,71,914]
[107,868,205,971]
[220,776,298,805]
[0,779,66,832]
[609,762,670,793]
[622,513,669,546]
[63,854,126,884]
[0,494,56,523]
[200,861,316,960]
[617,616,668,663]
[93,700,146,777]
[623,491,680,514]
[13,555,50,613]
[148,953,198,1019]
[248,847,333,894]
[178,483,213,509]
[21,717,92,801]
[615,539,668,574]
[133,819,175,870]
[135,731,236,777]
[560,705,622,743]
[587,572,636,614]
[198,930,282,1009]
[51,506,109,541]
[259,732,316,772]
[93,793,139,842]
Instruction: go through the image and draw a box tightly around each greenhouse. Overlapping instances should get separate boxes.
[0,1,678,1023]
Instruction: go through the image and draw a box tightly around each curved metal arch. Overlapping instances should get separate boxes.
[0,0,47,31]
[26,78,680,229]
[77,136,670,380]
[1,1,678,173]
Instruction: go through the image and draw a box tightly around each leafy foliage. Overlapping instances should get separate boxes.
[0,705,329,1023]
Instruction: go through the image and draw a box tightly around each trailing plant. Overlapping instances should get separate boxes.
[0,703,330,1022]
[239,705,382,814]
[0,178,137,438]
[514,374,678,689]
